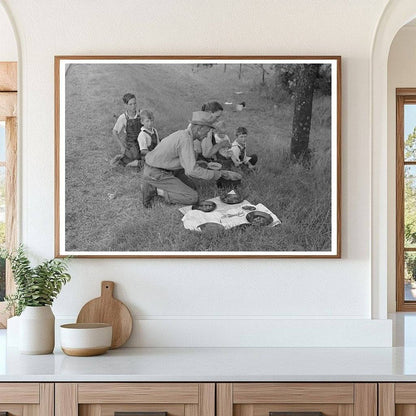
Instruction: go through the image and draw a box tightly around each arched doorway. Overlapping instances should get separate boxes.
[371,0,416,319]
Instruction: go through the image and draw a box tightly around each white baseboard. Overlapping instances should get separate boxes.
[56,317,392,347]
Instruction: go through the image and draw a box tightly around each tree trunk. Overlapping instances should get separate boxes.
[290,64,319,164]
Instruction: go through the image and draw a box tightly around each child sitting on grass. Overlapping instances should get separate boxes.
[111,93,142,167]
[200,120,233,169]
[137,109,160,158]
[230,127,258,171]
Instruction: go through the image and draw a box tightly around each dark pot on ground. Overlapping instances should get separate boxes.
[216,177,242,190]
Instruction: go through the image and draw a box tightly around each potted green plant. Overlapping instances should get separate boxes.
[1,245,71,354]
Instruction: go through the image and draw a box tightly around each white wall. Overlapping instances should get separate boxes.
[0,0,393,346]
[0,3,16,61]
[387,25,416,312]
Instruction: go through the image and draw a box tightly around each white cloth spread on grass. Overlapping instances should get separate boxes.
[179,192,281,231]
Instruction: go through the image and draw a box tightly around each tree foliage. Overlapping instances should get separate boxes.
[405,253,416,281]
[405,172,416,246]
[0,222,5,246]
[404,127,416,280]
[0,257,4,301]
[271,64,331,104]
[405,126,416,161]
[405,127,416,246]
[0,245,71,315]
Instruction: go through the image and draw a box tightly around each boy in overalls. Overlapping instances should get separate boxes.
[230,127,258,171]
[137,109,160,156]
[112,93,142,166]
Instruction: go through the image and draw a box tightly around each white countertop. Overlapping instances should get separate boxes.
[2,328,416,382]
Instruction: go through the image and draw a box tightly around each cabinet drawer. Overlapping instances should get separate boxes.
[0,383,53,416]
[0,383,39,403]
[78,383,200,404]
[233,384,354,404]
[80,403,185,416]
[56,383,215,416]
[217,383,376,416]
[379,383,416,416]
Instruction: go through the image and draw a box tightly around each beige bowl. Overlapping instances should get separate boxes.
[60,323,112,357]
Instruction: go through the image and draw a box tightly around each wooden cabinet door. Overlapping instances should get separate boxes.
[55,383,215,416]
[217,383,377,416]
[379,383,416,416]
[0,383,53,416]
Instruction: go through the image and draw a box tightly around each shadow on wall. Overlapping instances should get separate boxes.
[0,1,18,61]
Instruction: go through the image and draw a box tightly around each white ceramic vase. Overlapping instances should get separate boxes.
[19,305,55,354]
[6,315,20,347]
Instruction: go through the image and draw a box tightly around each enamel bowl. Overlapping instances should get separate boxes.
[60,323,112,357]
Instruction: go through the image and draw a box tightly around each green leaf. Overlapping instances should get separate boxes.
[5,245,71,315]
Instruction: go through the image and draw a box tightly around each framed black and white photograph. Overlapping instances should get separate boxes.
[55,56,341,258]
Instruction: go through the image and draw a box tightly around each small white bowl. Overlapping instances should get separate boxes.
[60,323,112,357]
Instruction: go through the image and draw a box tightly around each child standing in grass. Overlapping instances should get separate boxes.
[230,127,258,171]
[137,109,160,157]
[111,93,142,166]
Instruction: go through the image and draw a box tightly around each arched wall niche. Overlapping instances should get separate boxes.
[371,0,416,319]
[386,17,416,313]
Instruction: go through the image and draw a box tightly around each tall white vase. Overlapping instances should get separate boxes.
[6,315,20,347]
[19,306,55,354]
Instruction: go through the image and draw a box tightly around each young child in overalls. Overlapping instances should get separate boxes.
[137,109,160,157]
[112,93,142,166]
[230,126,258,171]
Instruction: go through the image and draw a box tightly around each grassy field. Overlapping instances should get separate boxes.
[64,63,332,253]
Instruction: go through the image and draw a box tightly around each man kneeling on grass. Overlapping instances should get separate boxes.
[142,111,242,208]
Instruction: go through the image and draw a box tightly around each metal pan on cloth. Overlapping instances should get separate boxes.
[242,205,256,211]
[220,192,244,204]
[191,200,217,212]
[246,210,273,226]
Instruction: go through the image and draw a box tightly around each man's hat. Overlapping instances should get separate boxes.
[190,111,216,128]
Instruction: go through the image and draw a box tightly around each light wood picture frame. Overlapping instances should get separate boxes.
[55,56,341,258]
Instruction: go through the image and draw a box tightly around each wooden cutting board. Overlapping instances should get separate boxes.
[76,281,133,349]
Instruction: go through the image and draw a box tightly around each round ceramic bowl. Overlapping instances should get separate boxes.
[60,323,112,357]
